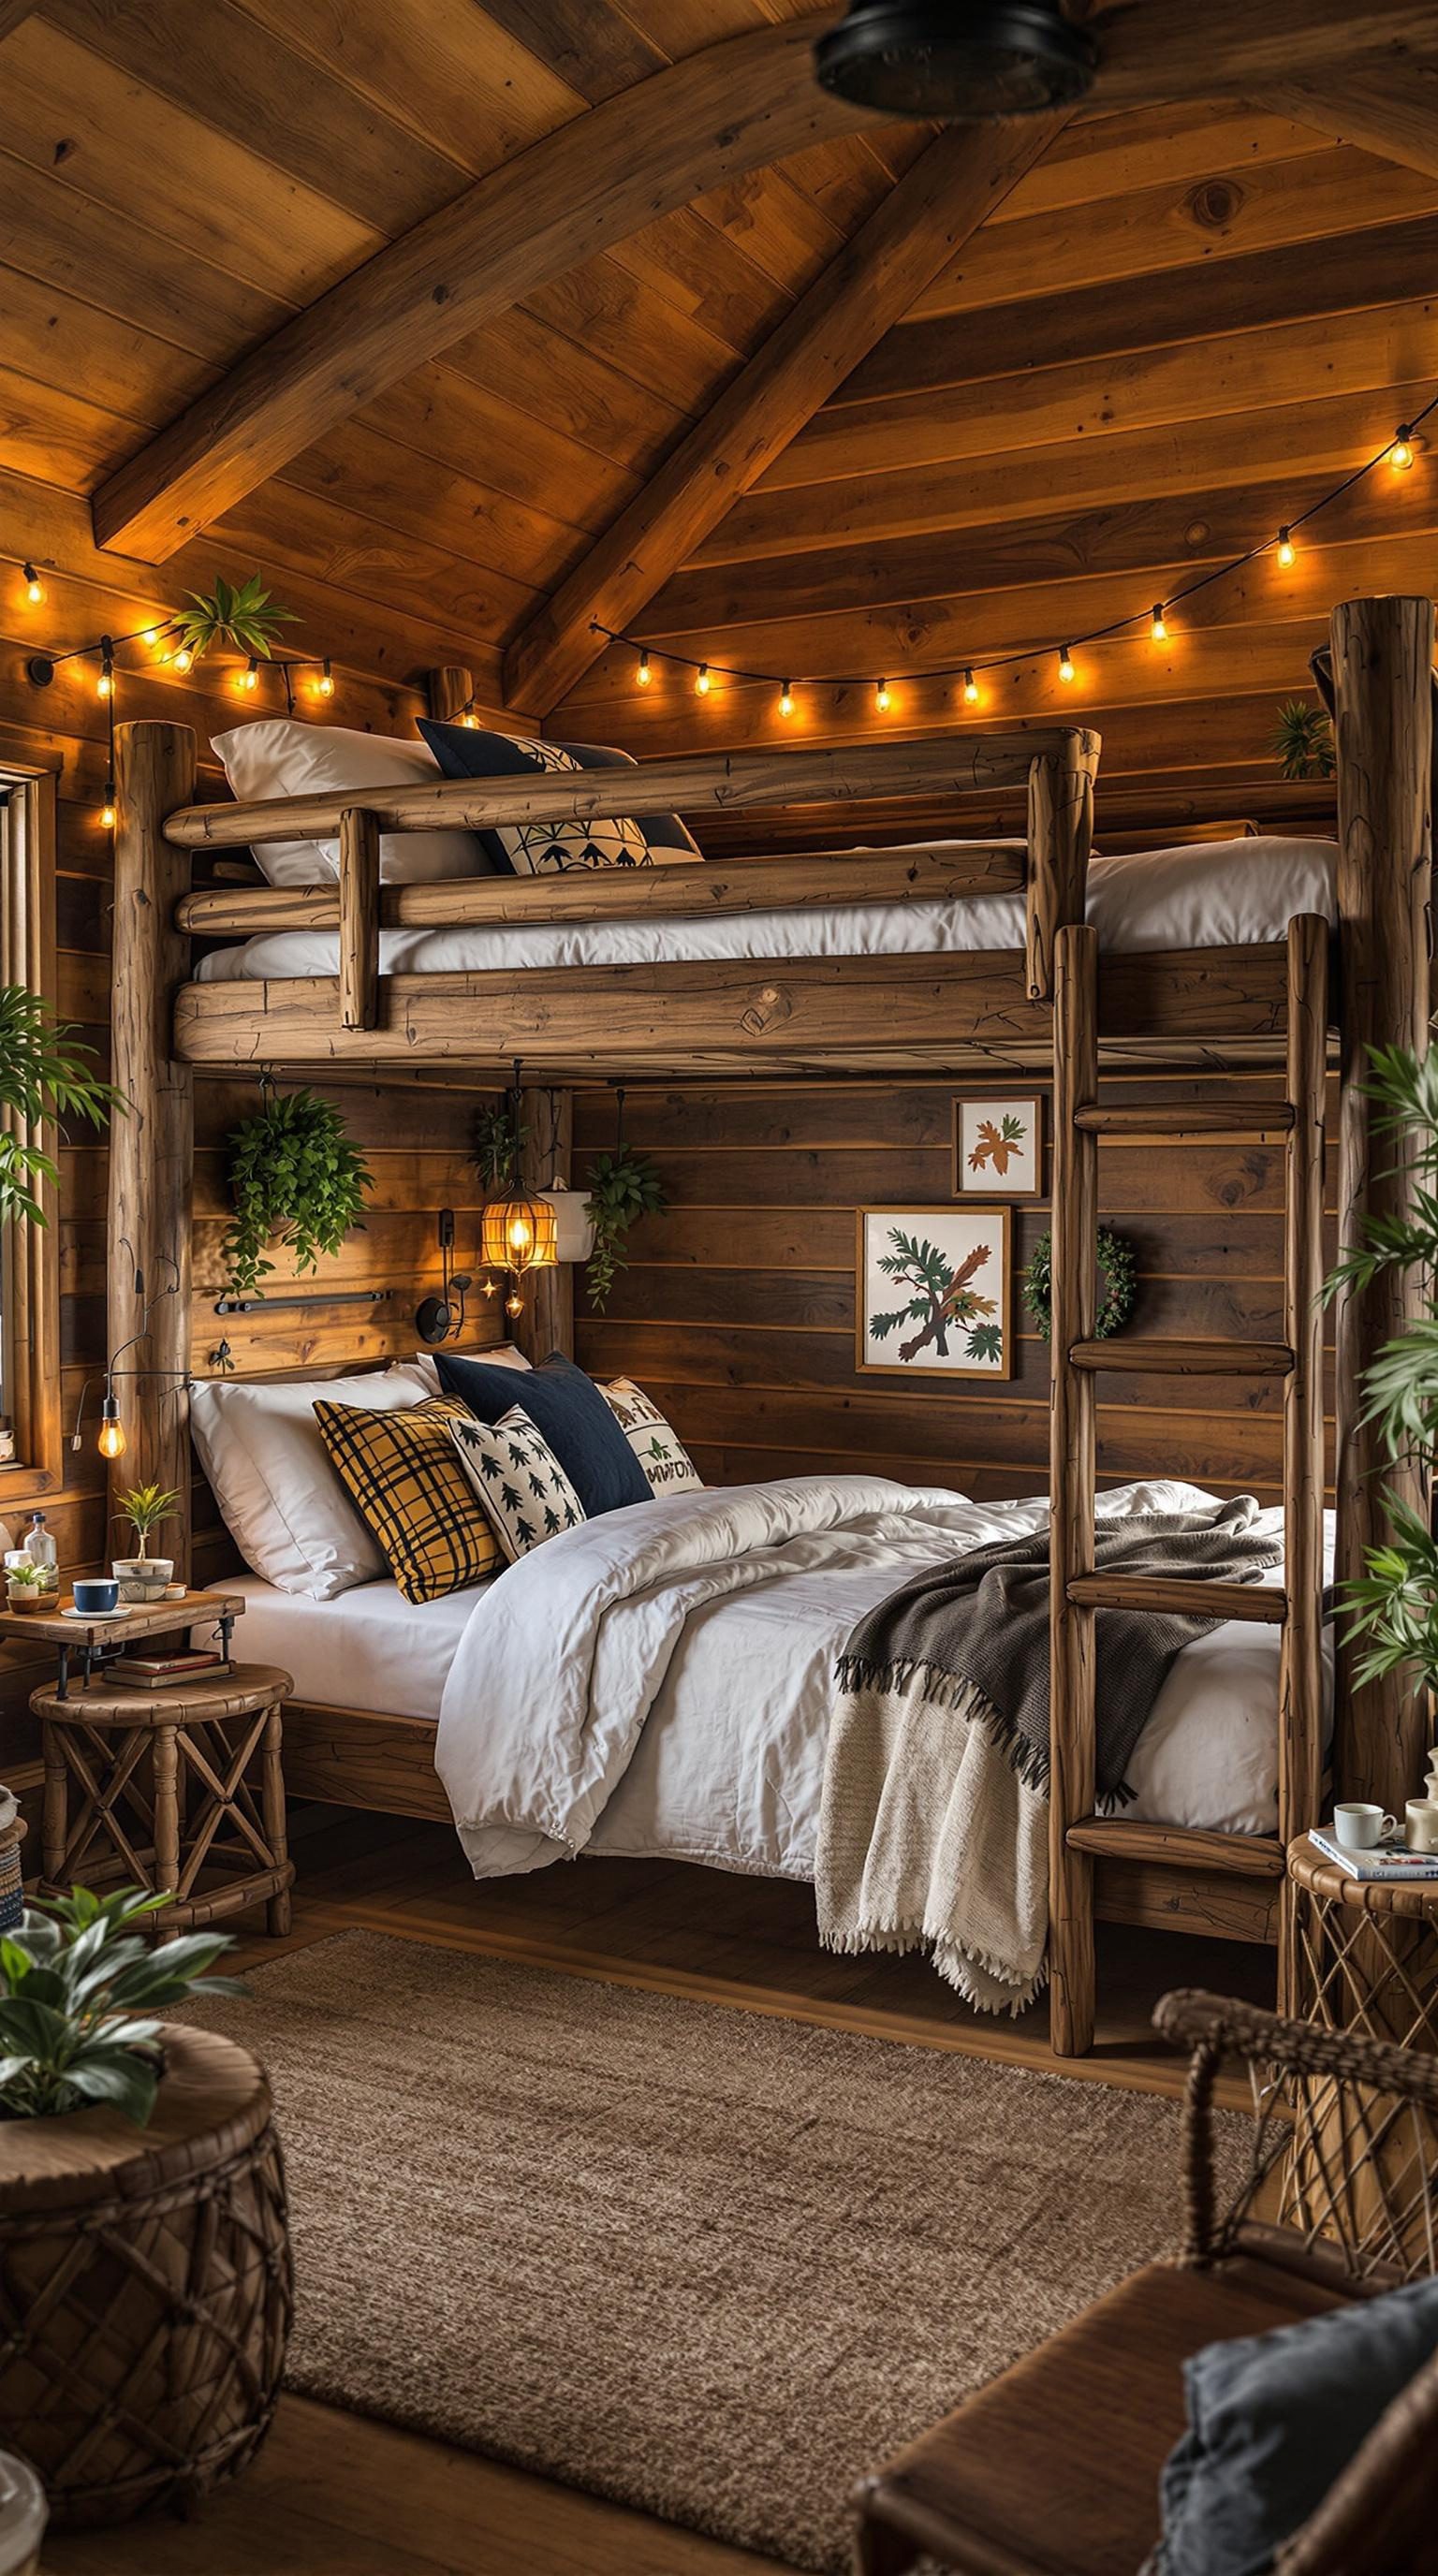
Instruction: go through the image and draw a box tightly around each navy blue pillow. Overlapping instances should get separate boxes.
[434,1351,652,1517]
[1148,2275,1438,2575]
[418,721,700,874]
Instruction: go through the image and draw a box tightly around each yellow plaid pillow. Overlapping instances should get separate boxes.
[313,1395,501,1603]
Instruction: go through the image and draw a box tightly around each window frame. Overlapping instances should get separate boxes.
[0,738,64,1498]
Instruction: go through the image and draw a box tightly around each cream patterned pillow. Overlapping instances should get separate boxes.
[448,1406,586,1561]
[600,1380,704,1497]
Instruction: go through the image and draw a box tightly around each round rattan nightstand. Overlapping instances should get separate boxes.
[1285,1835,1438,2054]
[32,1662,296,1937]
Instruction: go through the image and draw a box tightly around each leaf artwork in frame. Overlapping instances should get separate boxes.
[857,1207,1012,1382]
[953,1094,1043,1198]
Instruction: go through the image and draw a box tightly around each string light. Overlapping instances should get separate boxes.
[317,656,334,697]
[1392,425,1416,471]
[96,641,114,700]
[875,678,891,712]
[99,780,116,831]
[638,648,651,686]
[462,710,479,728]
[779,681,795,717]
[1276,527,1296,568]
[962,669,978,705]
[172,643,193,672]
[22,563,43,606]
[1150,604,1168,642]
[1058,646,1076,684]
[96,1392,125,1459]
[240,655,259,692]
[696,663,711,695]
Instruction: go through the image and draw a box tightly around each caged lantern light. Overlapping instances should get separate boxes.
[477,1061,558,1311]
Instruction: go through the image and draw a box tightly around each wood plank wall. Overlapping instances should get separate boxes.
[573,1072,1338,1506]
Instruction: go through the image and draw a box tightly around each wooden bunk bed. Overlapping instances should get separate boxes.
[102,593,1434,2056]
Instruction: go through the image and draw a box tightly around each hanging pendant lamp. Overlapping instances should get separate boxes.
[814,0,1096,119]
[478,1061,558,1297]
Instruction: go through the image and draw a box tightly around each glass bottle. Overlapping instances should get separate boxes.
[21,1513,57,1595]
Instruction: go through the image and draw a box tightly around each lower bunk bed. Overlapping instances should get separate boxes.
[214,1471,1334,2017]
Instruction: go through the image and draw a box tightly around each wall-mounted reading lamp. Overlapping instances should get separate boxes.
[415,1208,474,1347]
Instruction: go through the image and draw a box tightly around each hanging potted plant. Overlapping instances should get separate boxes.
[583,1102,667,1312]
[111,1481,183,1603]
[221,1087,372,1298]
[0,987,119,1231]
[0,1885,293,2525]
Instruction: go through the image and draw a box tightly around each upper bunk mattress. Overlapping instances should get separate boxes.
[193,834,1338,982]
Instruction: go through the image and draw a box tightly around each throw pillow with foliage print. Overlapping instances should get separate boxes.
[600,1378,704,1496]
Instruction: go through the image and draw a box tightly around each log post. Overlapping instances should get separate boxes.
[1330,594,1435,1809]
[1279,912,1328,1860]
[1025,729,1098,1004]
[514,1087,574,1363]
[337,807,380,1032]
[425,666,474,724]
[109,720,198,1577]
[1049,920,1099,2056]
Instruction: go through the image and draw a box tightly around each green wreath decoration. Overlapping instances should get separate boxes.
[1022,1224,1138,1341]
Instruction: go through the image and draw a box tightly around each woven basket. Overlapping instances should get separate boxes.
[0,2025,292,2525]
[0,1822,25,1938]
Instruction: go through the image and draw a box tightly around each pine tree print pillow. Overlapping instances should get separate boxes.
[448,1406,587,1563]
[599,1379,704,1496]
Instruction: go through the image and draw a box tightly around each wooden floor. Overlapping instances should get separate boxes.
[44,1809,1274,2576]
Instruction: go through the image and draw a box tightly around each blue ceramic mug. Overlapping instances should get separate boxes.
[71,1578,120,1616]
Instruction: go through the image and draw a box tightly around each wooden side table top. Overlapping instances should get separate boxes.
[1287,1832,1438,1920]
[0,1588,244,1652]
[32,1661,292,1730]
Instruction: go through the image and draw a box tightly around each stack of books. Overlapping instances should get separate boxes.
[102,1647,230,1692]
[1308,1826,1438,1882]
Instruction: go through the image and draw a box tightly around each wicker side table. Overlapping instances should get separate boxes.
[1282,1836,1438,2264]
[32,1663,296,1938]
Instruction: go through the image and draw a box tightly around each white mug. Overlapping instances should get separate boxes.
[1334,1802,1399,1852]
[1407,1800,1438,1854]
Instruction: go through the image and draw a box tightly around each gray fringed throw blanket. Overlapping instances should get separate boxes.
[817,1498,1282,2015]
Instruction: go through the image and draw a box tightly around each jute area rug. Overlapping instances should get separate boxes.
[187,1930,1213,2572]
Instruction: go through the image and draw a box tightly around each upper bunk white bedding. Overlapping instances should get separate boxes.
[192,835,1337,982]
[226,1476,1333,1866]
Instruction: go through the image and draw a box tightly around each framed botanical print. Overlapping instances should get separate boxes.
[953,1093,1043,1198]
[856,1207,1013,1382]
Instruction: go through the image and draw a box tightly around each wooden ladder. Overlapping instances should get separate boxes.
[1048,913,1328,2056]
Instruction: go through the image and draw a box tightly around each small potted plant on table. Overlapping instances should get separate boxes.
[3,1563,47,1616]
[0,1886,292,2525]
[111,1482,181,1602]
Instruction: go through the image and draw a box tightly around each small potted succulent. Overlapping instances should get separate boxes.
[0,1888,293,2525]
[3,1562,47,1616]
[111,1481,181,1602]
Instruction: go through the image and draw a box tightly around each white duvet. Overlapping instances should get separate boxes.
[434,1473,1330,1897]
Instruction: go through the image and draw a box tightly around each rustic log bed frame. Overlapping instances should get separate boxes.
[104,593,1434,2056]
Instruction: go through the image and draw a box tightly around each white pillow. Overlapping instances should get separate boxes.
[448,1405,585,1561]
[407,1343,531,1394]
[189,1362,435,1598]
[211,720,490,889]
[600,1379,704,1496]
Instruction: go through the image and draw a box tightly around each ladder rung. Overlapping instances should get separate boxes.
[1073,1101,1296,1138]
[1069,1337,1294,1377]
[1064,1818,1285,1877]
[1067,1572,1287,1624]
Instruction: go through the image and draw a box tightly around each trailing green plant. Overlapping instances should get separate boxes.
[221,1087,372,1298]
[171,572,297,667]
[0,986,120,1230]
[114,1483,182,1555]
[1271,697,1335,782]
[1023,1224,1138,1340]
[0,1886,244,2127]
[1322,1043,1438,1695]
[471,1100,525,1193]
[583,1143,667,1311]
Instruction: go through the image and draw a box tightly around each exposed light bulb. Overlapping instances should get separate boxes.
[696,663,711,696]
[172,644,193,673]
[506,1213,535,1257]
[1392,425,1415,471]
[1276,527,1296,568]
[96,660,113,701]
[638,649,651,686]
[99,783,116,830]
[142,626,164,649]
[779,681,795,718]
[462,710,479,727]
[97,1397,125,1458]
[22,563,43,606]
[962,668,978,705]
[241,655,258,691]
[1058,646,1076,684]
[1151,604,1168,642]
[874,678,891,713]
[317,657,334,697]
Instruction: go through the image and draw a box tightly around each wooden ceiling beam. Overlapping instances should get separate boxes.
[502,117,1065,715]
[1264,63,1438,181]
[89,19,867,564]
[1088,0,1438,108]
[0,2,36,31]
